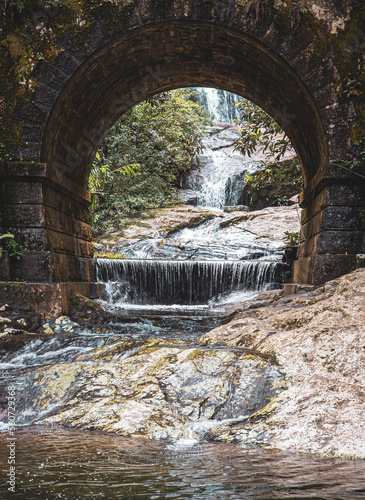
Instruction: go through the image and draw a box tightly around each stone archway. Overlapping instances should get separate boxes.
[0,0,364,296]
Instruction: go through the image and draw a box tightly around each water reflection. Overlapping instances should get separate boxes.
[1,426,364,499]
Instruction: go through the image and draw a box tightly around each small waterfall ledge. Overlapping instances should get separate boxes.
[96,259,289,307]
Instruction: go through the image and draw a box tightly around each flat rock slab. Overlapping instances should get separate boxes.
[201,268,365,458]
[95,205,301,247]
[14,338,286,441]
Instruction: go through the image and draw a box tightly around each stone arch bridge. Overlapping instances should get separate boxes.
[0,0,364,309]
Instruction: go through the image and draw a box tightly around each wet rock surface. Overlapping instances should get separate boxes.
[180,124,261,209]
[1,270,364,458]
[23,339,285,440]
[95,205,301,262]
[0,303,43,337]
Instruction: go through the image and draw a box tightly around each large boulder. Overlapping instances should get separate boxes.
[201,269,365,458]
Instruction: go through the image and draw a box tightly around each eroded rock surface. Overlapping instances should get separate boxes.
[25,339,285,441]
[201,269,365,458]
[2,270,364,458]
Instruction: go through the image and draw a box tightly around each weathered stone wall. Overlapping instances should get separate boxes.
[0,0,364,287]
[0,162,94,282]
[294,163,365,283]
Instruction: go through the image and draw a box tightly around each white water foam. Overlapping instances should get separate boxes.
[169,416,251,449]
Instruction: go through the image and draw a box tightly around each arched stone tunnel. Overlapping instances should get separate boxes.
[0,0,364,308]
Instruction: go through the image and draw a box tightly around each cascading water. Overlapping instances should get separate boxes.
[96,259,287,307]
[183,89,262,209]
[189,124,262,209]
[194,88,242,123]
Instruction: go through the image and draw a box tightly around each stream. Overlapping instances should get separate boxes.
[2,426,365,499]
[1,89,364,499]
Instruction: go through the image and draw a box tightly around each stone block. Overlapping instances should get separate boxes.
[32,84,58,111]
[322,206,365,231]
[0,251,10,281]
[319,230,363,254]
[54,51,81,77]
[10,227,92,256]
[301,184,365,224]
[294,254,354,285]
[78,257,96,282]
[0,282,101,318]
[50,254,94,282]
[10,142,42,162]
[302,206,365,235]
[10,251,52,282]
[21,123,44,142]
[12,97,47,124]
[46,231,77,255]
[3,203,78,235]
[76,240,94,258]
[31,60,69,92]
[2,181,43,204]
[300,207,365,248]
[0,282,69,317]
[11,228,47,251]
[42,184,74,214]
[44,206,75,234]
[51,253,81,282]
[74,220,92,241]
[293,256,312,284]
[73,202,92,224]
[1,162,47,178]
[3,204,45,227]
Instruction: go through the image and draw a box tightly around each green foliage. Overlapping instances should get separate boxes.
[0,233,24,259]
[233,99,291,161]
[340,140,365,170]
[343,77,363,98]
[284,230,300,246]
[243,160,302,207]
[90,89,211,235]
[89,151,141,227]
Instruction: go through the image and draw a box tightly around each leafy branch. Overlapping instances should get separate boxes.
[89,152,141,227]
[0,233,24,259]
[233,99,291,161]
[284,230,300,246]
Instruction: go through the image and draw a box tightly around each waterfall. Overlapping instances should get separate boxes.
[182,124,262,209]
[97,259,287,306]
[180,89,262,209]
[194,88,242,123]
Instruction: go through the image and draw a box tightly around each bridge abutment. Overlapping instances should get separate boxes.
[294,164,365,284]
[0,162,95,284]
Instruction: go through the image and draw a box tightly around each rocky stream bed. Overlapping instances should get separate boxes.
[0,202,364,459]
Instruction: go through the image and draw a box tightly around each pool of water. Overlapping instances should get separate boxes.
[1,426,365,500]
